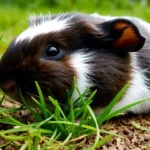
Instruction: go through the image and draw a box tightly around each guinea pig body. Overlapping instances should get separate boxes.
[91,14,150,114]
[0,12,150,115]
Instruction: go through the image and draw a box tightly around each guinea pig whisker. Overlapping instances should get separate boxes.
[35,81,56,89]
[25,92,40,99]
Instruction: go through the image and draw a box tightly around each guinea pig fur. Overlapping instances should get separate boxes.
[0,12,150,115]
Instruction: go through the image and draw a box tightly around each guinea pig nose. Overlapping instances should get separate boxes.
[1,80,18,94]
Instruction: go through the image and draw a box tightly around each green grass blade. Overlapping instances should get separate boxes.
[61,133,72,145]
[0,112,24,126]
[0,94,5,105]
[0,125,53,135]
[87,107,100,150]
[35,81,48,119]
[67,99,76,136]
[48,96,67,121]
[0,133,26,141]
[67,77,76,101]
[76,91,95,133]
[106,98,150,120]
[31,96,53,117]
[95,134,113,148]
[97,83,129,125]
[0,141,12,148]
[19,88,42,121]
[73,87,91,107]
[20,140,28,150]
[41,130,61,150]
[0,107,23,113]
[48,96,68,136]
[76,86,100,150]
[32,136,41,150]
[31,96,42,108]
[131,121,150,131]
[77,108,88,135]
[46,129,58,146]
[74,98,92,119]
[74,89,95,120]
[35,115,54,128]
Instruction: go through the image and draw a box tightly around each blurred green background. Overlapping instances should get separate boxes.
[0,0,150,55]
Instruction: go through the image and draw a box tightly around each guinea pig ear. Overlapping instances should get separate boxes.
[99,19,146,52]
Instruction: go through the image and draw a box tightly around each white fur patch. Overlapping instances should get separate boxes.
[94,53,150,115]
[113,53,150,113]
[69,51,94,101]
[15,16,70,43]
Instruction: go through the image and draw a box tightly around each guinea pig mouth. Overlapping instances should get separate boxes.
[19,83,50,99]
[0,76,70,108]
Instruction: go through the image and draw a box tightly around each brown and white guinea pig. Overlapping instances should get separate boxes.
[0,12,150,114]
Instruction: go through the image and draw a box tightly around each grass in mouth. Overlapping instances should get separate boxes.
[0,80,150,150]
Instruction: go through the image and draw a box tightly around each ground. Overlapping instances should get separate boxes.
[0,99,150,150]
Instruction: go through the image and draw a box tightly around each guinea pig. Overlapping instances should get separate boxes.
[0,12,150,114]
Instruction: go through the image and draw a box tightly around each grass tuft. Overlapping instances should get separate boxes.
[0,81,150,149]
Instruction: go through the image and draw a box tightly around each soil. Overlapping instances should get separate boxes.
[0,99,150,150]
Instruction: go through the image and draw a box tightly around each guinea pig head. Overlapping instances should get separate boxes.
[0,13,145,107]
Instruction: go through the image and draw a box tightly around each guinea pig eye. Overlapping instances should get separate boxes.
[45,45,60,57]
[43,44,64,60]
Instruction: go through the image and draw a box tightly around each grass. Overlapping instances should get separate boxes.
[0,81,150,149]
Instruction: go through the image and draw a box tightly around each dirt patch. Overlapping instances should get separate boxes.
[101,115,150,150]
[0,99,150,150]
